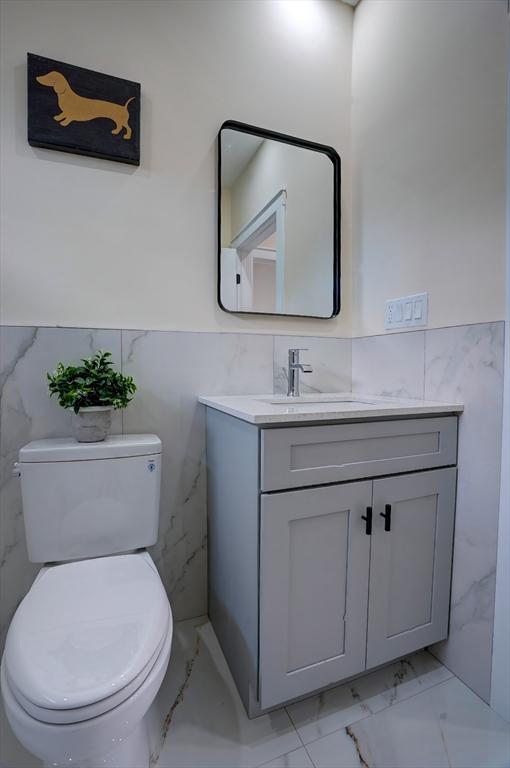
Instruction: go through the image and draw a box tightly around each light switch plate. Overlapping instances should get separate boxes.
[385,293,428,330]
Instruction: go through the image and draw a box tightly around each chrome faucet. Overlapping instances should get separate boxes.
[287,348,313,397]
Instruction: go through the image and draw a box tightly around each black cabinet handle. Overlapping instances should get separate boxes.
[361,506,372,536]
[380,504,392,532]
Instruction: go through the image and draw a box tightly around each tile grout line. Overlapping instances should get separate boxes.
[424,649,455,684]
[257,745,314,768]
[427,648,497,709]
[303,741,319,768]
[351,319,504,341]
[254,708,307,768]
[0,319,503,338]
[285,704,307,747]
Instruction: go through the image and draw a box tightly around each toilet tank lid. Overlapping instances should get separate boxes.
[19,434,162,462]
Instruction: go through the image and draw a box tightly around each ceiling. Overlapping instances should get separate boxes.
[221,133,264,187]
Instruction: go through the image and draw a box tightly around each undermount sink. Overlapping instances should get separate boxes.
[262,395,377,406]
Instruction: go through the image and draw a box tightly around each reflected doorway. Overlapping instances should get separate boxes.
[220,191,285,314]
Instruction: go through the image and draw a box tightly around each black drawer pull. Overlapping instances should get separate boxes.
[380,504,392,532]
[361,506,372,536]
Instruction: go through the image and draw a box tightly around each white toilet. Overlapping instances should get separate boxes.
[1,434,173,768]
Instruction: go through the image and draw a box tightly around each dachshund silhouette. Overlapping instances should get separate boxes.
[36,71,134,140]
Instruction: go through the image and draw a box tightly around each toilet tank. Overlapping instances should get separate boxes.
[17,435,162,563]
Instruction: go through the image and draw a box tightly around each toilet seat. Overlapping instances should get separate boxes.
[4,552,171,725]
[5,616,170,724]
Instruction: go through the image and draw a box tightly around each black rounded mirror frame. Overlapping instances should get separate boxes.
[217,119,341,319]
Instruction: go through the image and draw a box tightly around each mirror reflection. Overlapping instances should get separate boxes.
[218,122,340,318]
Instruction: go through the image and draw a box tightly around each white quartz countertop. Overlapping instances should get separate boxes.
[198,393,464,425]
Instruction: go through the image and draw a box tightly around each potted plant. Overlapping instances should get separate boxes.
[47,350,136,442]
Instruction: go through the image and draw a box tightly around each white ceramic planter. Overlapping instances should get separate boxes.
[71,407,112,442]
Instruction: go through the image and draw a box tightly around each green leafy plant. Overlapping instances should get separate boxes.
[47,351,136,414]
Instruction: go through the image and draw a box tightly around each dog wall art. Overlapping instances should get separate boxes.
[27,53,140,165]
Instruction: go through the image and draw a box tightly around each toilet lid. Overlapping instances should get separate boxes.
[4,553,170,712]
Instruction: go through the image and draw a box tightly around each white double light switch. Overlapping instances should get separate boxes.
[385,292,428,330]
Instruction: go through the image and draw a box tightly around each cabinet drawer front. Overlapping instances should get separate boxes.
[261,417,457,491]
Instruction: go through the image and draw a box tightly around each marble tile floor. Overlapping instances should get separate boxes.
[1,615,509,768]
[145,617,510,768]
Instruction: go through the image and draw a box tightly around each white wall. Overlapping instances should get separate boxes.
[491,11,510,722]
[0,0,353,336]
[351,0,507,337]
[229,140,335,316]
[3,0,505,339]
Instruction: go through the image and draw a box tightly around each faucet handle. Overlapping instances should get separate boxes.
[288,348,312,372]
[288,347,308,361]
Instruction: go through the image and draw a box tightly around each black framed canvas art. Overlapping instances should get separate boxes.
[27,53,140,165]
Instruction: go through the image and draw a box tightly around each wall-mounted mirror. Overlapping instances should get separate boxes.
[218,120,340,319]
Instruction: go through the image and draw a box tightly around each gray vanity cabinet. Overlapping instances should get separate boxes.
[205,408,458,717]
[258,468,456,709]
[259,481,372,709]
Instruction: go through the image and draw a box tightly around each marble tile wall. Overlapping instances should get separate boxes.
[352,322,505,703]
[0,326,352,647]
[424,323,505,703]
[352,331,425,399]
[0,322,504,706]
[121,330,274,621]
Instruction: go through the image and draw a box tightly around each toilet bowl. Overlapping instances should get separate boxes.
[1,435,172,768]
[2,551,172,768]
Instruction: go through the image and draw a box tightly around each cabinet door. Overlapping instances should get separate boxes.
[366,468,456,669]
[259,481,372,709]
